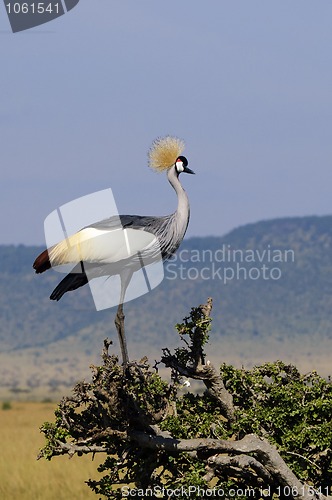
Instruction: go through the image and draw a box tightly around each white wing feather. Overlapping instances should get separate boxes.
[49,227,158,267]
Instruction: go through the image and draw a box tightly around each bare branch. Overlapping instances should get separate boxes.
[129,432,331,500]
[164,355,236,422]
[47,427,332,500]
[206,453,274,485]
[161,298,236,422]
[55,441,109,456]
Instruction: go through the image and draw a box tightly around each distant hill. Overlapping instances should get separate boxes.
[1,215,332,398]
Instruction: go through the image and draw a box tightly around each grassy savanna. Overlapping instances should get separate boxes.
[0,402,104,500]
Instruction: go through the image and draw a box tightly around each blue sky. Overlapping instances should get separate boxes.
[1,1,332,245]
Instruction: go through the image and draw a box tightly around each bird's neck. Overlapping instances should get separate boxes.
[167,166,190,233]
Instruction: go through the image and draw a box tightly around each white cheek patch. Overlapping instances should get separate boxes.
[176,161,184,173]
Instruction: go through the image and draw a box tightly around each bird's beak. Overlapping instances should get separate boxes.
[184,166,195,175]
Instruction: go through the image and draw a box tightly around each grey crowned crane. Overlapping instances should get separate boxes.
[33,136,194,366]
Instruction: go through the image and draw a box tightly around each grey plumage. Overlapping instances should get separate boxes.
[33,138,194,366]
[50,164,192,299]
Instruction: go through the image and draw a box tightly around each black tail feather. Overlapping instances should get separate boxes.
[50,272,88,301]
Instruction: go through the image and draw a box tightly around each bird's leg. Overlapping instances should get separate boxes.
[115,272,132,367]
[115,302,129,367]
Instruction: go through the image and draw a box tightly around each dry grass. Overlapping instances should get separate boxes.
[0,402,105,500]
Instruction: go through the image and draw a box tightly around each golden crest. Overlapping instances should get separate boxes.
[148,136,185,172]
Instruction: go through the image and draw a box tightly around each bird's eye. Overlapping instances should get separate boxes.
[178,156,188,167]
[175,156,188,173]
